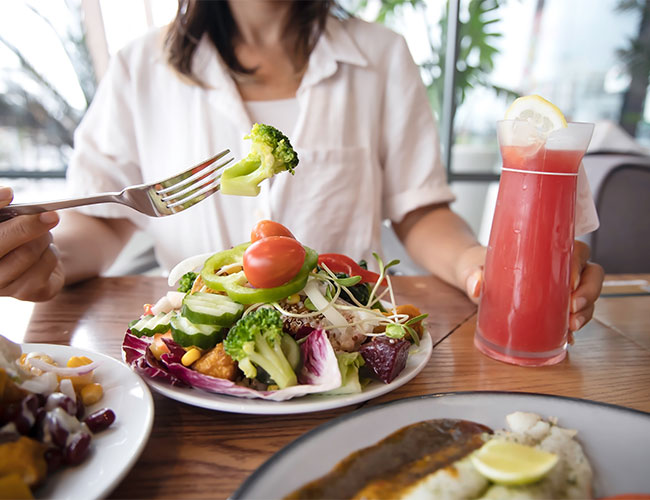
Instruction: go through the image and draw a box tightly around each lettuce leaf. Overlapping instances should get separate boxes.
[323,351,366,395]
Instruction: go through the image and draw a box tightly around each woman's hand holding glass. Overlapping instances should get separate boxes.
[459,240,604,333]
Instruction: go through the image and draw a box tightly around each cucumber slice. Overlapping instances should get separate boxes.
[181,292,244,327]
[282,335,302,372]
[128,311,174,337]
[170,314,224,350]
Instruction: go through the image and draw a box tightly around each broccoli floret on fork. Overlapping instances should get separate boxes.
[220,123,299,196]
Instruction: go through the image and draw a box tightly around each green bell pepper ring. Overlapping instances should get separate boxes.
[201,243,318,304]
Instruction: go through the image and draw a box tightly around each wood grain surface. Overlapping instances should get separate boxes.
[595,274,650,350]
[2,273,649,499]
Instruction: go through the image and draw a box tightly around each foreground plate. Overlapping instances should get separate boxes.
[22,343,154,500]
[142,331,432,415]
[233,392,650,498]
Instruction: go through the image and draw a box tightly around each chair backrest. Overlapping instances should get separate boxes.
[590,163,650,273]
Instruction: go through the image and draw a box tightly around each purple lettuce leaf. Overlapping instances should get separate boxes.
[121,329,341,401]
[122,332,187,386]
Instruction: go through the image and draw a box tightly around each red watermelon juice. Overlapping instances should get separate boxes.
[475,125,591,366]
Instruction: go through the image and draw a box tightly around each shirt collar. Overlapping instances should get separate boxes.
[299,16,368,90]
[191,16,368,92]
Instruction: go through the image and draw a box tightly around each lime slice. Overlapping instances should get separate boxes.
[470,439,559,486]
[505,95,568,134]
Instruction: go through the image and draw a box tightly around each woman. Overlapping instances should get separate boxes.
[0,0,602,332]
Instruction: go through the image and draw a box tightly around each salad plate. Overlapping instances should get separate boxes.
[22,343,155,500]
[137,330,432,415]
[232,391,650,499]
[122,220,434,415]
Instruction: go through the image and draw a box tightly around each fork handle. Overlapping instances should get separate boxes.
[0,192,122,222]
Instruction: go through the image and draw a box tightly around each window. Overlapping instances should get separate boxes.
[2,0,647,244]
[0,0,175,202]
[0,0,92,199]
[357,0,649,239]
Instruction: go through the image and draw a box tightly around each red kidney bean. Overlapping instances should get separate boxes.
[75,398,85,420]
[45,413,69,449]
[23,393,40,414]
[34,406,46,427]
[13,412,33,435]
[64,432,91,466]
[46,392,77,416]
[84,408,115,434]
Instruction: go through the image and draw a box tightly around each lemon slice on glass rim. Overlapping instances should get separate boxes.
[505,94,568,134]
[470,439,559,486]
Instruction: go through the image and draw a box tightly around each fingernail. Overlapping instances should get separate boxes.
[39,212,59,224]
[573,315,585,331]
[0,186,13,201]
[572,296,587,312]
[49,243,60,258]
[467,270,482,298]
[572,275,580,290]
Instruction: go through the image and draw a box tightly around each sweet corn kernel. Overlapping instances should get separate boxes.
[67,356,93,368]
[181,348,202,366]
[80,383,104,405]
[286,294,301,305]
[65,373,94,390]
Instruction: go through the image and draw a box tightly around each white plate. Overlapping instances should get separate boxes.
[142,331,432,415]
[22,343,154,500]
[232,392,650,499]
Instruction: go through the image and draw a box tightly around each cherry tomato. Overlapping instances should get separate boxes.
[243,236,306,288]
[251,220,295,242]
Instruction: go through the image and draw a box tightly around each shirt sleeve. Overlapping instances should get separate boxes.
[380,35,455,223]
[65,49,148,228]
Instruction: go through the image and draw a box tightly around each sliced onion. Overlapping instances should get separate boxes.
[28,357,99,376]
[20,372,58,395]
[167,252,213,287]
[59,377,76,403]
[150,295,171,315]
[166,291,186,309]
[150,291,186,315]
[303,279,349,334]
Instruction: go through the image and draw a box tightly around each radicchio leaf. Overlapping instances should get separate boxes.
[122,333,186,386]
[121,329,341,401]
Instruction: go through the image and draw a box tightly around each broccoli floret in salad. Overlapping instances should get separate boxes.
[223,308,298,389]
[177,271,197,293]
[219,123,299,196]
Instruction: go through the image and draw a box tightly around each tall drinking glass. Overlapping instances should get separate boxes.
[475,120,594,366]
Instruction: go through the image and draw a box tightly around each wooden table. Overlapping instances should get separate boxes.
[3,274,649,499]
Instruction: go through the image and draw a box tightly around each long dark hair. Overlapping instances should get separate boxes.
[165,0,333,85]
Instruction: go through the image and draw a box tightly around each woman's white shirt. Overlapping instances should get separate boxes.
[66,16,454,273]
[244,99,300,142]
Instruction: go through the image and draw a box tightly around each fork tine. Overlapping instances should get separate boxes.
[159,169,220,203]
[159,157,232,200]
[166,181,222,211]
[156,150,230,195]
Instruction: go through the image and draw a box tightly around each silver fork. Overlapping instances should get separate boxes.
[0,150,233,222]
